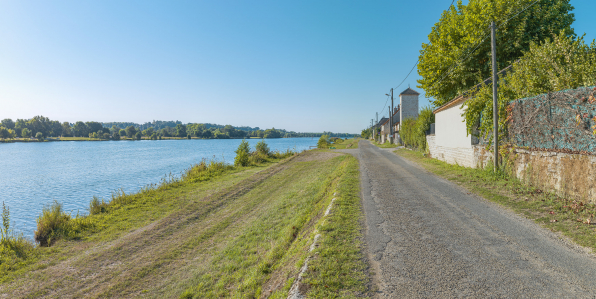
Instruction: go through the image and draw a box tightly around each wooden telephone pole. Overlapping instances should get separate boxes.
[491,20,499,171]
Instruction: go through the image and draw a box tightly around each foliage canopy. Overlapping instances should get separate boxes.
[417,0,575,106]
[463,32,596,141]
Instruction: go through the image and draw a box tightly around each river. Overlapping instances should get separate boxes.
[0,138,317,238]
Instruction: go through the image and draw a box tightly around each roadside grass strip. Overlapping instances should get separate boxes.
[371,140,398,148]
[331,138,360,149]
[301,155,370,298]
[395,149,596,253]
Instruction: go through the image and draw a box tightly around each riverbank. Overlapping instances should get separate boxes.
[0,149,370,298]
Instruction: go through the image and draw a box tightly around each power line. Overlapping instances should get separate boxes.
[390,0,459,92]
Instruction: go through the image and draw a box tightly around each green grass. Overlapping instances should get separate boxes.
[371,139,398,148]
[303,154,370,298]
[1,151,370,298]
[395,148,596,252]
[331,138,360,149]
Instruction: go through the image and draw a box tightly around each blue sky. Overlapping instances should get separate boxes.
[1,1,594,134]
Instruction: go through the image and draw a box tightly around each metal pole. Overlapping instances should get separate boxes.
[491,20,499,171]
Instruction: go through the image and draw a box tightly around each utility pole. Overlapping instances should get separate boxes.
[491,20,499,172]
[390,88,394,141]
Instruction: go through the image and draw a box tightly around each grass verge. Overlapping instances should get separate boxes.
[395,148,596,252]
[302,154,370,297]
[0,150,370,298]
[371,140,398,148]
[331,138,360,149]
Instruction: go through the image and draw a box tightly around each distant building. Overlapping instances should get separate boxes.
[399,87,420,123]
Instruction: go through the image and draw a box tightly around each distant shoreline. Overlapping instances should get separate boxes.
[0,136,314,143]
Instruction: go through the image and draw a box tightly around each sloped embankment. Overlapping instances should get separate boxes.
[0,150,369,298]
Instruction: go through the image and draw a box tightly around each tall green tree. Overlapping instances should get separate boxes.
[417,0,575,106]
[125,126,137,138]
[1,119,14,130]
[86,121,103,134]
[61,122,72,137]
[175,124,187,137]
[21,128,31,138]
[0,127,8,140]
[72,121,89,137]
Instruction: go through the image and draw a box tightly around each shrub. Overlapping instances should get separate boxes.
[235,139,251,167]
[255,140,270,156]
[400,118,418,148]
[235,151,249,167]
[89,196,109,215]
[317,135,330,149]
[135,131,142,140]
[249,151,268,165]
[1,202,34,270]
[271,148,296,159]
[184,158,233,183]
[34,201,80,247]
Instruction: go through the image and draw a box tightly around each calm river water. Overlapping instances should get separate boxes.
[0,138,317,238]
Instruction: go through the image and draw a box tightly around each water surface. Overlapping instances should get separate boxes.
[0,138,316,238]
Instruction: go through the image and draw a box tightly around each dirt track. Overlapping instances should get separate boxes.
[339,140,596,298]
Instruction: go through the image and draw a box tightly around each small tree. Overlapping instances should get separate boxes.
[234,139,251,167]
[317,135,330,149]
[119,129,126,138]
[135,131,142,140]
[35,132,44,140]
[255,139,270,156]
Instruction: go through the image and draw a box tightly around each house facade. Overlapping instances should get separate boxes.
[427,95,488,168]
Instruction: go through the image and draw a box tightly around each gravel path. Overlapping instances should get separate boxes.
[338,140,596,298]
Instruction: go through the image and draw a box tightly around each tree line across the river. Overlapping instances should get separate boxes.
[0,116,357,141]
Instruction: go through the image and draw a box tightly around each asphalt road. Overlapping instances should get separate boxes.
[338,140,596,298]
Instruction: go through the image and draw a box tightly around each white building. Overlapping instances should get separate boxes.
[427,95,488,168]
[424,65,513,168]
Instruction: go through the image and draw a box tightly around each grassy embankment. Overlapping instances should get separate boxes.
[329,138,360,149]
[395,148,596,252]
[0,150,369,298]
[371,139,398,148]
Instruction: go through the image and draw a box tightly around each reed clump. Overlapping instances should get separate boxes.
[34,201,92,247]
[1,202,35,273]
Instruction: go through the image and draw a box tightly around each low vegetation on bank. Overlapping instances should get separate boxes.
[371,139,398,148]
[0,143,370,298]
[316,135,359,149]
[395,148,596,253]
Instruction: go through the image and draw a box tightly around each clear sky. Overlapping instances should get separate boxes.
[1,1,594,134]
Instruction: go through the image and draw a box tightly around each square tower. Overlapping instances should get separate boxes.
[399,87,420,123]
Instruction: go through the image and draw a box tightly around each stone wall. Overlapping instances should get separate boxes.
[513,149,596,201]
[427,136,596,202]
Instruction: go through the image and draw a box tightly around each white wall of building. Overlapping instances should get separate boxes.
[435,103,471,149]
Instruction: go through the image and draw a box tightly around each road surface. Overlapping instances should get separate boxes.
[338,140,596,298]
